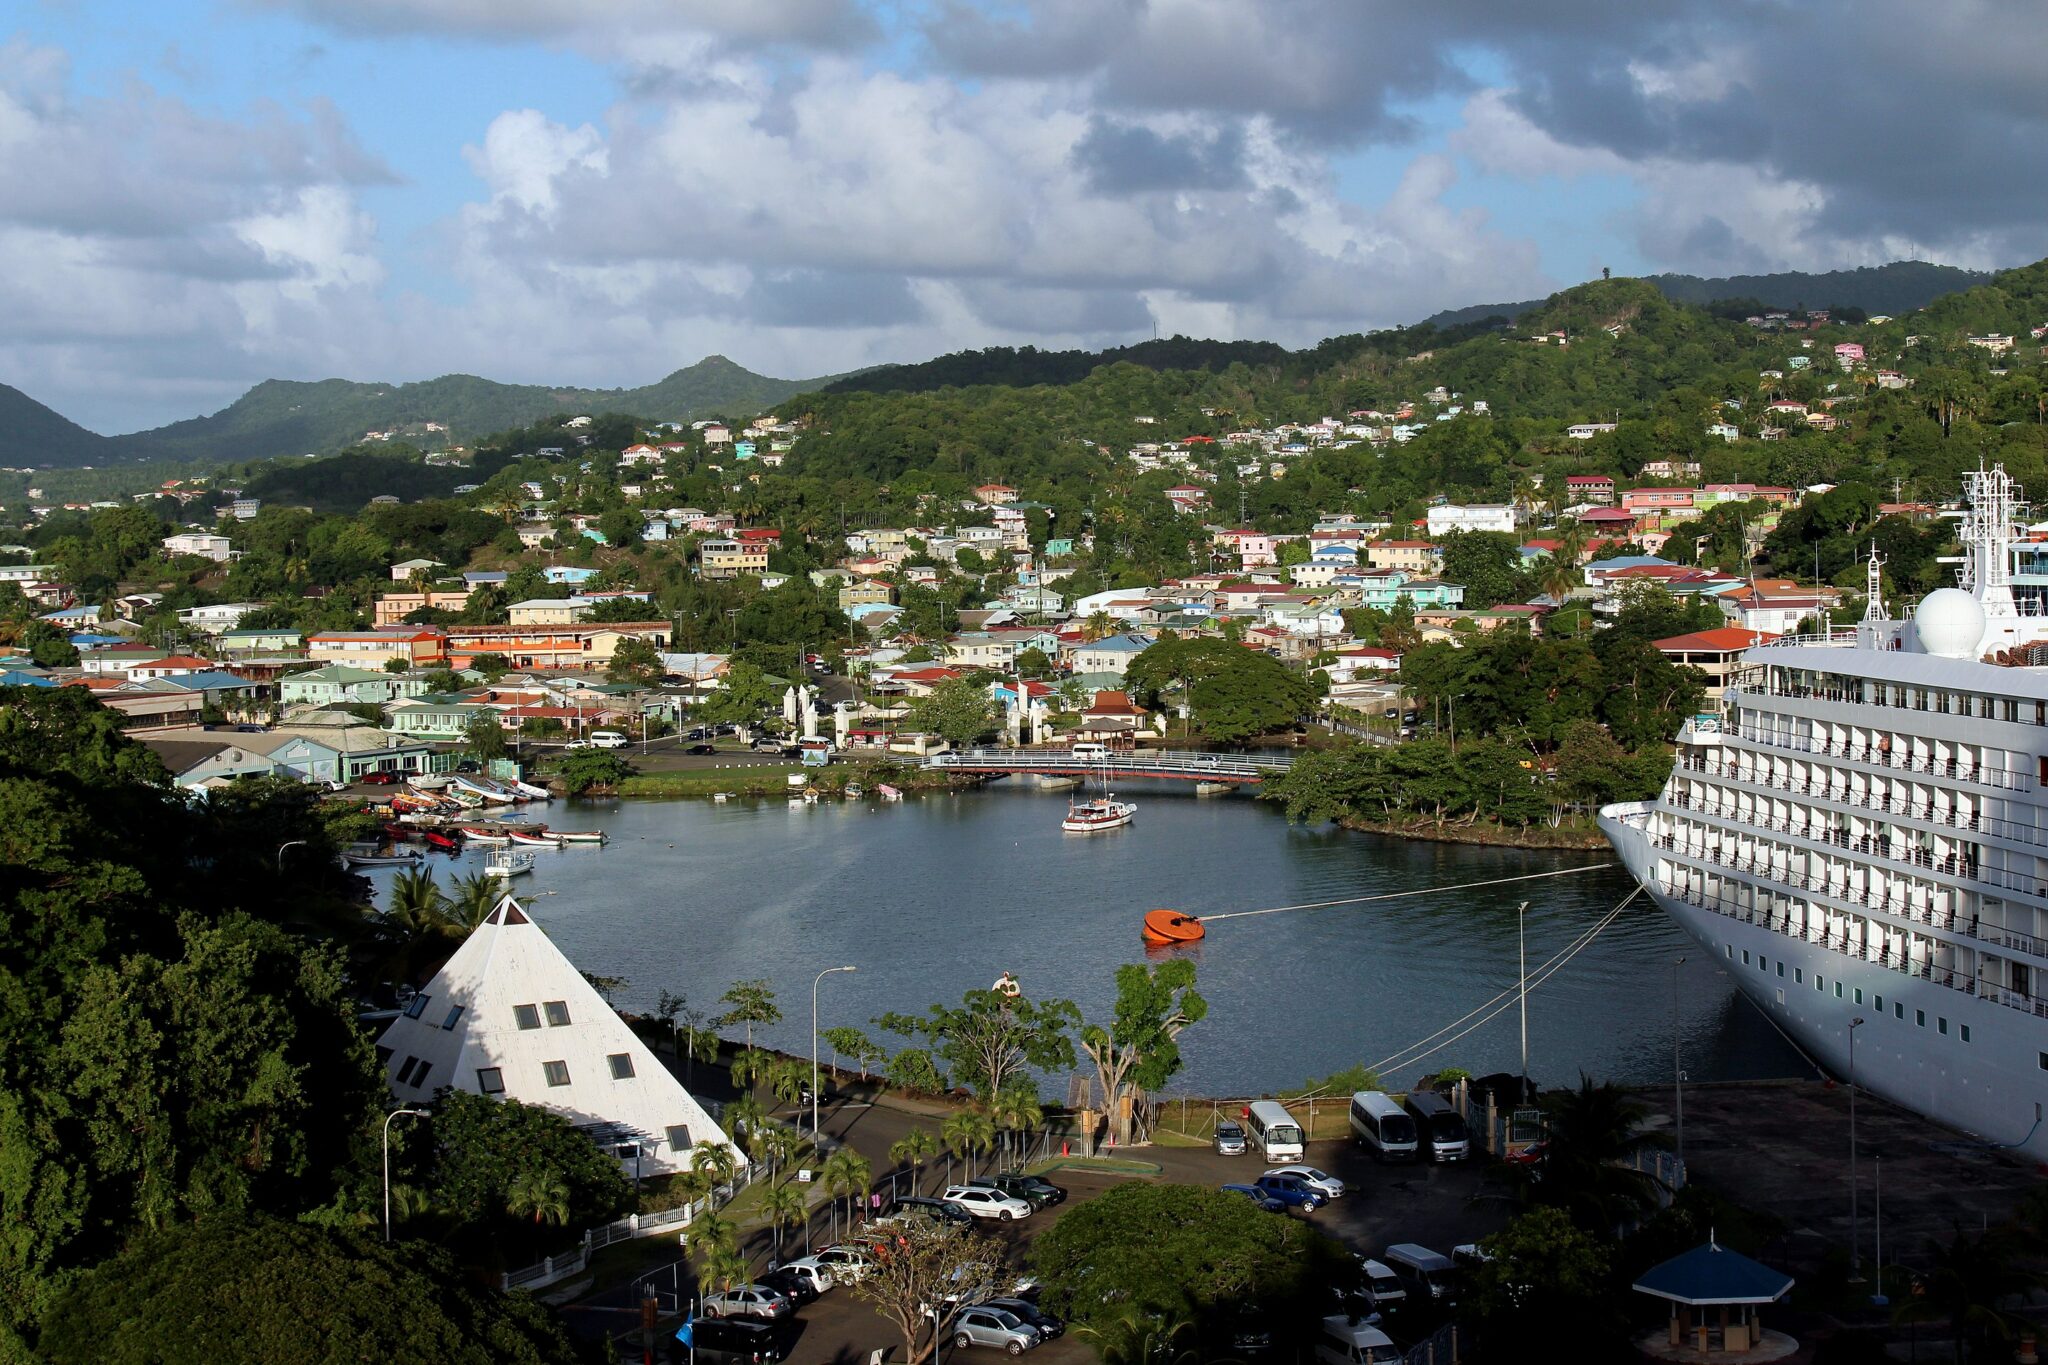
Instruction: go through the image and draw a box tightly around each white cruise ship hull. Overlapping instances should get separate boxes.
[1602,798,2048,1163]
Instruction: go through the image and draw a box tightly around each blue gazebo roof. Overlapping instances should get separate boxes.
[1633,1241,1793,1307]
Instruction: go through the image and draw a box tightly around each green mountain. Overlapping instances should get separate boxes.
[74,356,841,468]
[0,383,114,467]
[1420,260,1993,330]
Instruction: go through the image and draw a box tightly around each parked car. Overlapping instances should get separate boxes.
[756,1267,820,1307]
[700,1284,792,1321]
[1262,1165,1345,1199]
[1355,1258,1407,1311]
[1213,1120,1248,1156]
[898,1196,974,1228]
[685,743,717,755]
[561,739,591,750]
[1223,1309,1273,1357]
[981,1298,1063,1340]
[951,1306,1043,1355]
[968,1174,1066,1209]
[1221,1183,1287,1213]
[770,1257,836,1295]
[1250,1174,1325,1211]
[454,759,480,773]
[753,737,791,753]
[941,1185,1034,1221]
[685,1317,788,1363]
[359,771,399,785]
[810,1245,873,1283]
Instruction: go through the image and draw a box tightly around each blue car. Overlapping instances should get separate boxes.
[1221,1183,1287,1213]
[1251,1174,1325,1211]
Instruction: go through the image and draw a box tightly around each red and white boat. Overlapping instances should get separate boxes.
[506,829,561,848]
[460,827,511,845]
[1061,795,1136,833]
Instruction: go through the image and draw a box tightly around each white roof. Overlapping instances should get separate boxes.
[377,897,735,1174]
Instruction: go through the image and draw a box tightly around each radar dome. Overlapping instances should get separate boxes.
[1914,588,1986,659]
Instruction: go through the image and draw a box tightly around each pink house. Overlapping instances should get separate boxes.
[1620,487,1696,514]
[1834,342,1865,364]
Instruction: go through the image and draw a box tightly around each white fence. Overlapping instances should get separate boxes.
[502,1168,757,1293]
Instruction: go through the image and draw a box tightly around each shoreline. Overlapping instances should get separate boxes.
[1331,812,1611,850]
[613,765,978,801]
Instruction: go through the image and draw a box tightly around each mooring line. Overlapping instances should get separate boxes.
[1197,862,1616,922]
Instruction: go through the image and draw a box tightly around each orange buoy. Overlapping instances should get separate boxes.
[1141,908,1205,944]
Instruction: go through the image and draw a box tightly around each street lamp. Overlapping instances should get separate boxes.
[382,1107,429,1242]
[1848,1016,1865,1277]
[1673,956,1687,1170]
[1516,901,1530,1095]
[276,839,306,874]
[812,966,857,1141]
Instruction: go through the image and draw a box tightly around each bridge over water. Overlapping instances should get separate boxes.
[921,747,1294,785]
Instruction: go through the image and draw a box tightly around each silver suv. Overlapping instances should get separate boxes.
[952,1305,1043,1355]
[1213,1120,1247,1156]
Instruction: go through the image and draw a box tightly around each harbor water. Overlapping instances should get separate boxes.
[373,781,1809,1098]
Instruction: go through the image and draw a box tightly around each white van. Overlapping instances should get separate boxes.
[1070,742,1110,761]
[1348,1091,1418,1163]
[1384,1244,1460,1307]
[1315,1316,1400,1365]
[1243,1100,1305,1163]
[588,730,629,749]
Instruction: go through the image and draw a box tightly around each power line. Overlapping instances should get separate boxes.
[1198,863,1613,923]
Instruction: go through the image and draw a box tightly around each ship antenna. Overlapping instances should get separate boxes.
[1863,540,1888,623]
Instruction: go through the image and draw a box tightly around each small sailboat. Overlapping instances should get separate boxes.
[1061,756,1135,833]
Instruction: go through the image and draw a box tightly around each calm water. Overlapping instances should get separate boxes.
[372,782,1806,1097]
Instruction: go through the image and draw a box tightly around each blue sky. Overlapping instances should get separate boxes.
[3,0,2039,433]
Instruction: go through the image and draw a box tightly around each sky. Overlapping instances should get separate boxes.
[5,0,2047,434]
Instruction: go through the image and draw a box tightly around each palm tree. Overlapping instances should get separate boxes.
[692,1140,740,1193]
[382,868,455,980]
[505,1169,571,1229]
[688,1208,740,1267]
[678,1016,720,1089]
[1537,1074,1671,1232]
[729,1047,771,1091]
[889,1128,938,1197]
[725,1093,767,1144]
[768,1059,808,1112]
[760,1181,807,1264]
[1892,1226,2045,1365]
[754,1124,798,1182]
[1077,1308,1198,1365]
[820,1147,872,1242]
[444,872,501,931]
[941,1109,995,1184]
[990,1087,1044,1169]
[702,1245,749,1299]
[673,1167,714,1214]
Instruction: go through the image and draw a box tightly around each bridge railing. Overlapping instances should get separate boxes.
[923,747,1294,774]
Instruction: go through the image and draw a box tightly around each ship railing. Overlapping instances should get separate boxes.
[1651,836,1968,935]
[1731,726,2033,792]
[1658,817,2038,912]
[1676,758,2048,850]
[1752,628,1862,648]
[1980,983,2048,1020]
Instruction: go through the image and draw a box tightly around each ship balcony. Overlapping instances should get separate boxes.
[1675,756,2046,851]
[1726,725,2033,793]
[1652,829,1964,936]
[1663,800,2048,906]
[1676,715,1726,746]
[1653,875,2030,1009]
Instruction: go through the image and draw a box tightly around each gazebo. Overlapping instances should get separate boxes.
[1633,1237,1794,1357]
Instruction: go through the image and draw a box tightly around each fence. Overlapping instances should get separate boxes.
[1404,1322,1461,1365]
[502,1165,760,1292]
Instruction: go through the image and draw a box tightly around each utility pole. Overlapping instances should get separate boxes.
[1517,901,1530,1095]
[1673,956,1686,1170]
[1849,1016,1866,1279]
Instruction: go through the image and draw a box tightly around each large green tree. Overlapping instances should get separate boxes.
[1077,960,1207,1147]
[906,677,997,746]
[877,988,1077,1101]
[37,1216,582,1365]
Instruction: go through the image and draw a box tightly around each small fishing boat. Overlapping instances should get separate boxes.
[460,827,511,845]
[712,792,731,803]
[382,823,419,842]
[484,847,535,879]
[423,830,464,852]
[343,849,422,868]
[549,829,607,844]
[510,779,554,800]
[844,784,864,799]
[1062,796,1137,833]
[506,829,561,848]
[877,784,903,802]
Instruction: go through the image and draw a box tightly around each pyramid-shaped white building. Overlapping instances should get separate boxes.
[377,896,737,1176]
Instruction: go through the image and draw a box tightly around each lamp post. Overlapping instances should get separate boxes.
[812,965,857,1141]
[1673,956,1687,1170]
[1516,901,1530,1094]
[276,839,306,874]
[1848,1016,1865,1278]
[382,1107,429,1242]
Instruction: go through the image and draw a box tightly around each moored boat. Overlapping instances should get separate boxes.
[549,829,607,843]
[877,784,903,802]
[423,830,463,851]
[343,849,423,867]
[484,847,535,879]
[506,829,560,848]
[1062,796,1136,833]
[460,827,511,845]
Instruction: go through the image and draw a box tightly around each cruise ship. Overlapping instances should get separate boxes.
[1601,466,2048,1163]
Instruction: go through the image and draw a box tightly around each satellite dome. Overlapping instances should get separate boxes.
[1913,588,1986,659]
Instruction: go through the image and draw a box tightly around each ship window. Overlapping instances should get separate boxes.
[1916,1009,1927,1026]
[1854,988,1863,1004]
[1835,982,1844,998]
[1896,1002,1906,1020]
[2040,1052,2048,1070]
[1874,994,1882,1011]
[1777,961,1785,977]
[1961,1024,1971,1043]
[1726,945,1733,959]
[1742,950,1752,965]
[1815,974,1824,991]
[1795,968,1804,984]
[1938,1016,1949,1035]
